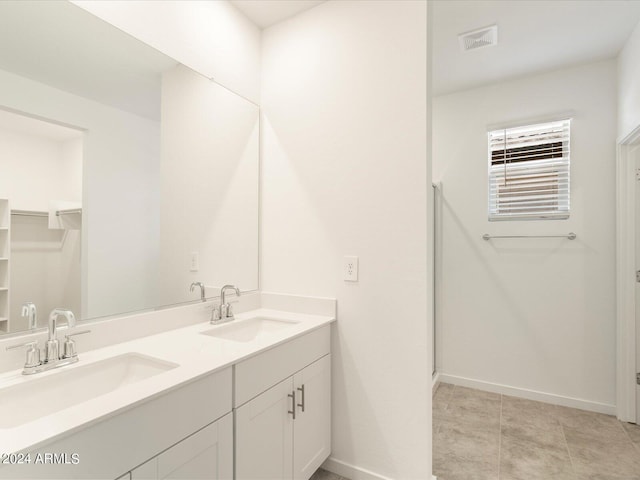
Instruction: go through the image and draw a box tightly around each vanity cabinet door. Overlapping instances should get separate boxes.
[235,377,295,480]
[131,413,233,480]
[235,355,332,480]
[293,354,331,480]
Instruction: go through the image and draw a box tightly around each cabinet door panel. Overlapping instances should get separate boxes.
[293,354,331,480]
[158,413,233,480]
[131,414,233,480]
[236,377,294,480]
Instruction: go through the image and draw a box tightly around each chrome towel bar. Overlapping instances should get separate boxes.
[482,232,576,241]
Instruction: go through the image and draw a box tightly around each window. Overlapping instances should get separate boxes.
[488,119,570,221]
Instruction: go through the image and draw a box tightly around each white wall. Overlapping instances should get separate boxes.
[261,1,430,478]
[619,20,640,140]
[0,68,161,322]
[60,138,84,205]
[433,60,617,410]
[71,0,261,104]
[159,65,259,304]
[0,129,80,211]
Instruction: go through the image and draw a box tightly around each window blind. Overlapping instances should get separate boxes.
[488,119,570,221]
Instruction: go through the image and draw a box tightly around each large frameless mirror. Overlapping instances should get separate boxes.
[0,1,259,335]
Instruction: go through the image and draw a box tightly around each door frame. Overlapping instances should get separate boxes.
[616,123,640,422]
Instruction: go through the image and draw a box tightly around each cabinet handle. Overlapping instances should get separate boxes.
[288,390,296,420]
[297,384,305,413]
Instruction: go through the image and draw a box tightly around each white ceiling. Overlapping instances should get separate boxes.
[230,0,326,28]
[4,0,635,112]
[433,0,640,96]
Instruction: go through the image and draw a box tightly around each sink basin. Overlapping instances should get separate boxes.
[0,353,178,429]
[201,317,299,343]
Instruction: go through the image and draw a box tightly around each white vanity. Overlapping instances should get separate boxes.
[0,295,335,480]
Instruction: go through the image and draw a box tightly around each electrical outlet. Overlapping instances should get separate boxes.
[343,256,358,282]
[190,252,199,272]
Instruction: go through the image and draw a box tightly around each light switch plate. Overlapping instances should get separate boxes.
[190,251,199,272]
[343,256,358,282]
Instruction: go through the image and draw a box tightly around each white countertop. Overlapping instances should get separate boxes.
[0,308,335,454]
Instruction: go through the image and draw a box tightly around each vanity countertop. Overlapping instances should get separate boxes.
[0,308,335,455]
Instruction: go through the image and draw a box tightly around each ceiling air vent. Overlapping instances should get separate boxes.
[458,25,498,52]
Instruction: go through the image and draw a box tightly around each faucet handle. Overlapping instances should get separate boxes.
[6,341,41,368]
[65,329,91,339]
[211,305,221,323]
[63,330,91,359]
[6,340,37,351]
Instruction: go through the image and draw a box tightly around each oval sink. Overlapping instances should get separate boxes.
[201,317,299,343]
[0,353,178,429]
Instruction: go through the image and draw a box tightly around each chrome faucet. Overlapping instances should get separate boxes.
[6,308,90,375]
[46,308,76,363]
[190,282,206,302]
[211,285,241,324]
[21,302,37,330]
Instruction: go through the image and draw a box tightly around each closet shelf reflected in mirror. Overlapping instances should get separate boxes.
[11,209,84,221]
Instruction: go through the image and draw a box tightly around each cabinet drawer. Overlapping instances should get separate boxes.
[234,326,330,407]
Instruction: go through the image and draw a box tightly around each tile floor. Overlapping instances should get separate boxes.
[310,468,349,480]
[433,383,640,480]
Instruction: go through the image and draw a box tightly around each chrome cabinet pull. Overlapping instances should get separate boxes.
[288,390,296,420]
[297,384,305,412]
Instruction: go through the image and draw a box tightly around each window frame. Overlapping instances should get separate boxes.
[487,119,571,222]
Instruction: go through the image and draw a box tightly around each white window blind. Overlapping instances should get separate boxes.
[488,119,570,221]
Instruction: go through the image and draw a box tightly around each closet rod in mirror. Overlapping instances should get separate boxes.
[11,210,47,218]
[482,232,577,241]
[56,208,82,217]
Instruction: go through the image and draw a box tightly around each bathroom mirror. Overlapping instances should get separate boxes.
[0,1,259,335]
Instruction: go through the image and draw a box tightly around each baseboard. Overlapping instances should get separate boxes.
[439,374,616,416]
[322,457,437,480]
[322,457,394,480]
[432,371,441,396]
